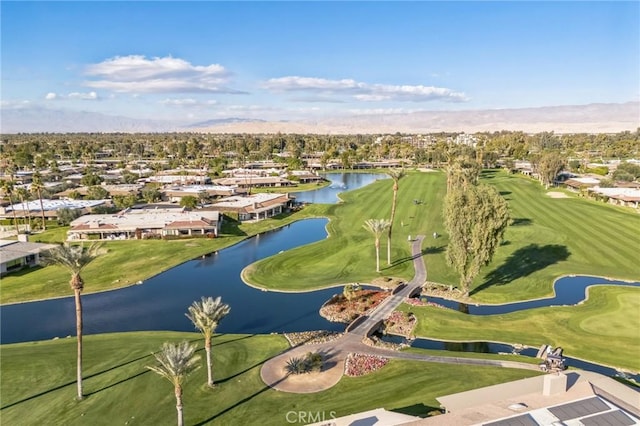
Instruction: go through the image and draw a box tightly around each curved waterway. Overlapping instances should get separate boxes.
[426,275,640,315]
[1,171,638,382]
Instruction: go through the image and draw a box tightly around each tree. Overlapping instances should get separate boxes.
[41,243,102,399]
[180,195,198,209]
[56,207,82,226]
[1,180,20,235]
[185,296,230,387]
[443,184,509,297]
[363,218,391,273]
[142,186,162,203]
[343,283,360,302]
[613,162,640,182]
[80,172,102,187]
[146,342,201,426]
[15,186,31,231]
[31,172,47,230]
[112,194,137,210]
[536,152,565,189]
[86,185,109,200]
[385,168,405,265]
[446,156,481,192]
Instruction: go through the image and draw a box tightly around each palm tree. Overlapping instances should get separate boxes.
[385,168,405,265]
[1,180,20,235]
[14,186,31,231]
[41,243,102,400]
[31,171,47,230]
[363,218,391,273]
[186,296,230,387]
[147,342,201,426]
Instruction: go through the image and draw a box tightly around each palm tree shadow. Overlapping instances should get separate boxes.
[214,357,271,385]
[193,378,286,426]
[387,246,443,268]
[0,348,164,409]
[211,334,256,347]
[472,244,570,295]
[85,370,151,396]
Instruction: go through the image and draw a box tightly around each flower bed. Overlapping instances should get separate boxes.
[284,331,343,347]
[383,311,416,337]
[320,289,390,323]
[362,335,406,351]
[404,297,451,310]
[344,353,389,377]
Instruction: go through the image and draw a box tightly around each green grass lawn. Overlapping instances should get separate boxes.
[0,332,541,425]
[245,170,640,303]
[0,205,331,305]
[399,286,640,372]
[243,171,445,290]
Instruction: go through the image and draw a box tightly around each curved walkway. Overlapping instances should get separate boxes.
[260,235,539,393]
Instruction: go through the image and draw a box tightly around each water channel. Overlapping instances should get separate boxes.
[1,172,638,380]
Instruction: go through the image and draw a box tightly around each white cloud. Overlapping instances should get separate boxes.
[262,77,365,92]
[44,91,98,101]
[68,91,98,100]
[159,98,218,107]
[84,55,244,94]
[262,76,467,103]
[0,100,31,109]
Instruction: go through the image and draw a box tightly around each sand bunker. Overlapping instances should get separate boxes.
[547,191,569,198]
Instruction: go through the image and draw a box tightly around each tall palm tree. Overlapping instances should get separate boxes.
[1,180,20,235]
[147,342,201,426]
[363,218,391,273]
[14,186,31,231]
[186,296,230,387]
[41,243,102,400]
[31,171,47,230]
[385,168,405,265]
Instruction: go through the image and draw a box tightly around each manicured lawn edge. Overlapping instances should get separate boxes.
[0,331,542,425]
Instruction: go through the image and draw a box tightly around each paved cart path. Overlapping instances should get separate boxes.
[260,236,539,393]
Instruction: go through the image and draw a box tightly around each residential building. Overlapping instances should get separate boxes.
[0,199,108,220]
[67,207,221,240]
[211,193,294,221]
[163,184,238,203]
[212,176,295,189]
[0,237,56,276]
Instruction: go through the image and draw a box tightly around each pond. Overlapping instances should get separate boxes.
[292,172,387,204]
[1,171,638,382]
[0,172,385,345]
[425,275,640,315]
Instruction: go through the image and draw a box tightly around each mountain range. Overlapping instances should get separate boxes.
[1,102,638,134]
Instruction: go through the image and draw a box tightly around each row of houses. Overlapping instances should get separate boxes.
[65,192,295,241]
[561,176,640,209]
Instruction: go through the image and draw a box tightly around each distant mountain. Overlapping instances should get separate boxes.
[194,102,640,134]
[2,102,638,134]
[183,117,266,128]
[0,107,181,133]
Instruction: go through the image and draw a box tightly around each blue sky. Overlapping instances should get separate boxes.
[1,1,638,123]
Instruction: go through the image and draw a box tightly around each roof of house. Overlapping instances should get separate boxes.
[5,199,107,212]
[69,208,220,232]
[413,371,640,426]
[590,187,640,201]
[0,240,57,263]
[163,184,237,197]
[212,193,292,211]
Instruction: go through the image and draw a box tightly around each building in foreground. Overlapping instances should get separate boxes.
[0,237,56,276]
[210,193,295,221]
[309,371,640,426]
[67,207,221,240]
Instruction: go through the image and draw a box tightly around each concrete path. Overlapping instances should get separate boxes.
[260,235,539,394]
